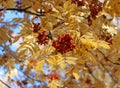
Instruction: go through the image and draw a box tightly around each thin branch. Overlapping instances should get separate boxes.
[8,50,44,84]
[86,50,117,84]
[99,61,117,85]
[93,49,118,85]
[85,63,97,80]
[97,49,120,65]
[0,36,43,84]
[0,79,11,88]
[0,7,44,16]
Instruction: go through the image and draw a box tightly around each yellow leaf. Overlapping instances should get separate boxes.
[66,60,76,65]
[48,80,63,88]
[18,49,28,57]
[80,32,110,50]
[80,38,97,49]
[60,61,66,69]
[73,70,79,80]
[35,60,45,72]
[98,40,110,49]
[13,36,20,43]
[87,52,97,65]
[77,59,88,65]
[58,59,67,69]
[66,57,78,60]
[66,57,77,65]
[44,21,53,30]
[63,1,76,13]
[57,56,67,69]
[13,18,24,23]
[46,56,57,65]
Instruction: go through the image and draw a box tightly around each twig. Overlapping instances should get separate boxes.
[0,7,44,16]
[96,49,117,85]
[99,61,117,84]
[85,63,97,80]
[0,36,43,84]
[0,79,11,88]
[8,50,44,84]
[97,49,120,65]
[86,49,117,84]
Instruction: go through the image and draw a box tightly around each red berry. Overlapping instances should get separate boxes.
[16,81,22,87]
[30,59,37,66]
[85,79,92,84]
[87,15,92,26]
[48,74,60,80]
[16,0,22,8]
[52,34,75,54]
[89,0,103,18]
[33,23,40,33]
[37,31,49,45]
[22,80,28,85]
[71,0,86,6]
[54,74,60,79]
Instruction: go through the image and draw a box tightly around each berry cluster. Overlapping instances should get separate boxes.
[89,0,103,18]
[52,34,75,54]
[32,22,49,45]
[37,31,49,45]
[87,15,92,26]
[71,0,85,6]
[16,0,22,8]
[30,59,37,66]
[48,73,60,80]
[33,23,40,33]
[100,33,113,44]
[16,80,28,87]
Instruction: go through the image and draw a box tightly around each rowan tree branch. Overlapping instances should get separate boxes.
[0,6,44,16]
[99,61,117,85]
[92,49,118,85]
[8,49,44,84]
[85,63,97,80]
[97,49,120,65]
[0,79,11,88]
[0,36,43,84]
[88,49,117,85]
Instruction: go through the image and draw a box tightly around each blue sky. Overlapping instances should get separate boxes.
[0,11,37,88]
[0,10,46,88]
[4,11,24,33]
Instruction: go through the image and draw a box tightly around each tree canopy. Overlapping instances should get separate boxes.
[0,0,120,88]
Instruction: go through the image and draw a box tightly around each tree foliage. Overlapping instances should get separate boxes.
[0,0,120,88]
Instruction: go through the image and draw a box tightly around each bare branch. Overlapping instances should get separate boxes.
[85,63,98,80]
[93,49,118,85]
[0,36,43,84]
[0,79,11,88]
[99,61,117,85]
[0,7,44,16]
[97,49,120,65]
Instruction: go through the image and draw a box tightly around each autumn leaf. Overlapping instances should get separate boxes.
[0,0,119,87]
[73,69,79,80]
[97,40,110,49]
[35,60,45,72]
[48,80,63,88]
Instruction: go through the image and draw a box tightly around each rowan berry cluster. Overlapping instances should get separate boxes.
[52,34,75,54]
[48,73,60,80]
[89,0,103,18]
[33,23,40,33]
[37,31,49,45]
[32,22,49,45]
[71,0,85,6]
